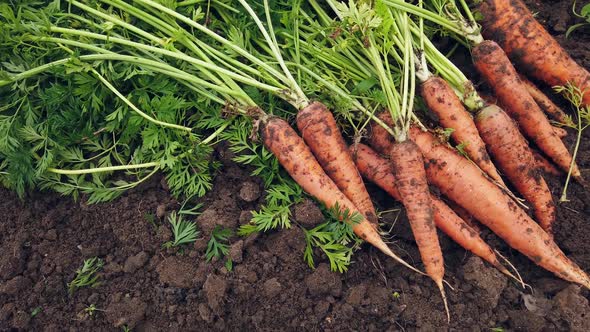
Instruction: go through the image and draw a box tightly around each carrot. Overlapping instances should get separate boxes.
[259,116,421,274]
[518,74,572,125]
[533,149,562,177]
[388,139,447,318]
[478,0,590,107]
[409,126,590,288]
[475,104,556,235]
[472,40,581,179]
[369,111,397,155]
[482,93,568,138]
[444,199,481,234]
[350,143,515,279]
[420,76,505,185]
[552,126,568,139]
[296,102,378,225]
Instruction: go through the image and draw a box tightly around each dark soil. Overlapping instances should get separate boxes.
[2,0,590,330]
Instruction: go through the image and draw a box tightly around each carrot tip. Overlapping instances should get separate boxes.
[495,249,527,289]
[376,241,426,277]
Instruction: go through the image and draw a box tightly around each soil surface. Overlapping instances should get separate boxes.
[1,0,590,331]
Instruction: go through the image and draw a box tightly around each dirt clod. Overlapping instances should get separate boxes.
[262,278,282,298]
[0,276,31,296]
[203,274,227,312]
[461,256,507,307]
[305,263,342,297]
[105,295,147,329]
[553,285,590,331]
[229,240,244,264]
[293,199,325,227]
[156,256,198,288]
[239,181,261,202]
[123,251,149,274]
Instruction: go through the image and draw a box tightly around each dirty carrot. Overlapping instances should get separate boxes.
[475,104,556,235]
[260,116,422,274]
[350,143,516,279]
[409,126,590,288]
[472,40,581,179]
[297,101,378,225]
[552,126,568,139]
[479,0,590,107]
[518,74,572,125]
[389,139,446,306]
[444,199,481,234]
[419,76,505,185]
[533,149,562,177]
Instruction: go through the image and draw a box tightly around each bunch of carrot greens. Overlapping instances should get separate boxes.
[1,0,589,321]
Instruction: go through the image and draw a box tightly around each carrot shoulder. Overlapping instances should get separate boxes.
[472,40,581,179]
[420,76,505,185]
[479,0,590,107]
[409,126,590,289]
[475,104,556,235]
[296,102,378,225]
[260,116,420,274]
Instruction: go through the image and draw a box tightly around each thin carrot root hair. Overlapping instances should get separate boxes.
[493,250,527,289]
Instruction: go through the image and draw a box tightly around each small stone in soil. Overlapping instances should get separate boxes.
[239,210,253,225]
[262,278,282,298]
[293,199,324,227]
[239,181,261,202]
[155,204,167,219]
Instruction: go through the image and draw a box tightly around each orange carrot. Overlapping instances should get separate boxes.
[518,74,571,125]
[420,76,505,185]
[479,0,590,107]
[483,93,567,138]
[553,126,567,139]
[445,199,481,234]
[350,143,513,278]
[409,126,590,288]
[475,104,556,234]
[260,116,421,274]
[369,111,397,155]
[388,139,447,319]
[533,149,562,176]
[296,102,377,225]
[472,40,581,179]
[367,114,448,317]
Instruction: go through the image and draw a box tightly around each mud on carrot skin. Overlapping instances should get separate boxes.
[475,104,556,235]
[296,101,378,225]
[472,40,581,179]
[478,0,590,107]
[259,116,423,275]
[350,143,518,281]
[420,76,505,185]
[409,126,590,289]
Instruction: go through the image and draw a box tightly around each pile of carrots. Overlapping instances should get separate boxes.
[255,0,589,320]
[0,0,588,322]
